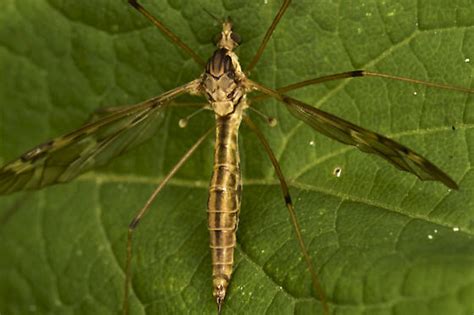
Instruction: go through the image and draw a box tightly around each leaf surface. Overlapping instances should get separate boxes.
[0,1,473,314]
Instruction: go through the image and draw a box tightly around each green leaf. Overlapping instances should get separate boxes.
[1,0,473,314]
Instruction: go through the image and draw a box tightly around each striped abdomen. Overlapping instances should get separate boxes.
[207,111,242,305]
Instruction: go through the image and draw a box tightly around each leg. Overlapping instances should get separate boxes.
[122,128,213,315]
[243,115,330,315]
[128,0,205,67]
[246,0,292,73]
[250,70,473,103]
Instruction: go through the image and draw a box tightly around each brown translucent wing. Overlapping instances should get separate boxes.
[283,96,458,189]
[0,81,198,194]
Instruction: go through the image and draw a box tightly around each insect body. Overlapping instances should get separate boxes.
[203,22,248,308]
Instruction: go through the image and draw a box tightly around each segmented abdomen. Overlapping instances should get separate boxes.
[207,113,242,304]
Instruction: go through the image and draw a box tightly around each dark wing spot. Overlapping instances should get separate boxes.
[399,146,410,154]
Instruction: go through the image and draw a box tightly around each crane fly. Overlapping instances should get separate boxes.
[0,0,472,314]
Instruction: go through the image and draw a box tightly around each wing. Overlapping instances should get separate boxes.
[0,80,201,194]
[283,96,458,189]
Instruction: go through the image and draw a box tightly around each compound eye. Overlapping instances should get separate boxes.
[230,32,241,45]
[213,33,222,45]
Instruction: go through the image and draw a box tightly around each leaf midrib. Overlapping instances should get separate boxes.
[77,171,471,236]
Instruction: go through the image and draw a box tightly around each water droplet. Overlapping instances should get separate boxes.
[465,58,470,63]
[453,227,460,232]
[434,229,438,233]
[309,140,315,146]
[365,12,372,17]
[427,234,433,240]
[413,91,418,96]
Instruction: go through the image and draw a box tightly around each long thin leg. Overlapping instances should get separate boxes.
[250,70,474,103]
[128,0,205,67]
[245,0,292,74]
[243,115,330,315]
[122,128,213,315]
